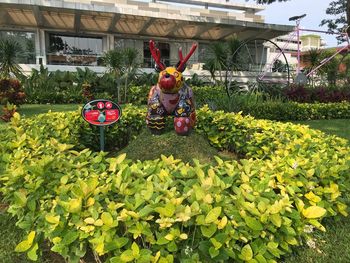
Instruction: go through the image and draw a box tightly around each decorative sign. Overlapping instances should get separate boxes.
[82,99,121,126]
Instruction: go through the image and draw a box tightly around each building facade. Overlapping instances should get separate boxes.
[0,0,293,74]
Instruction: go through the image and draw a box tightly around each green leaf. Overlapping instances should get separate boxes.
[138,205,153,218]
[255,254,267,263]
[113,238,128,248]
[101,212,114,226]
[120,249,134,262]
[209,246,220,258]
[27,243,38,261]
[62,231,79,245]
[205,207,222,224]
[240,244,253,261]
[302,206,327,219]
[245,216,263,231]
[270,214,282,228]
[110,257,121,263]
[155,203,175,217]
[14,191,27,207]
[200,224,217,238]
[109,153,126,172]
[132,242,140,257]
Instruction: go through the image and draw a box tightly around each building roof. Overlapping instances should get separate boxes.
[0,0,293,41]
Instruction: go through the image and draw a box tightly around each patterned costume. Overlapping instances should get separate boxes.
[146,40,197,135]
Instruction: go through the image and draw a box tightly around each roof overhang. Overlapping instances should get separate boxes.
[0,0,294,41]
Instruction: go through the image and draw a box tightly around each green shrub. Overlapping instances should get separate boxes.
[206,94,350,121]
[0,105,349,263]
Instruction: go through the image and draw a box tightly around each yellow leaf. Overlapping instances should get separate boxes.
[86,197,95,207]
[45,214,60,224]
[179,233,188,240]
[153,251,161,263]
[164,234,174,241]
[67,198,82,213]
[203,194,213,204]
[305,192,321,203]
[302,206,327,219]
[94,219,104,226]
[84,217,95,224]
[218,216,228,229]
[15,231,36,252]
[96,242,104,255]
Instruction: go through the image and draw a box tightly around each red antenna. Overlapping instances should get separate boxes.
[177,43,197,72]
[149,40,165,70]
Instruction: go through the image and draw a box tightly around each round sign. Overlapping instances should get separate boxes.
[97,102,105,109]
[81,99,121,126]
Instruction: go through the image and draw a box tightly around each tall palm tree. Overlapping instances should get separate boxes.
[0,38,23,78]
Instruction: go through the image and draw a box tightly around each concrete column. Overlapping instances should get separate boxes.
[106,34,114,51]
[35,29,47,65]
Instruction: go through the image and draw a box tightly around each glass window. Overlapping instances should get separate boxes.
[47,34,103,66]
[0,31,36,64]
[114,39,136,49]
[143,41,170,68]
[198,43,209,63]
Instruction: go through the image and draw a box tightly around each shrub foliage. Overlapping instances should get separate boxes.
[0,105,349,262]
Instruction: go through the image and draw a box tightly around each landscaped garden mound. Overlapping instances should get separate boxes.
[0,104,349,263]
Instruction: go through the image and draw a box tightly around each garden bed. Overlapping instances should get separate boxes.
[0,105,349,262]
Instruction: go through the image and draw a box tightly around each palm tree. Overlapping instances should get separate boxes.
[102,49,124,102]
[306,48,322,87]
[203,42,227,85]
[102,48,140,103]
[203,38,242,87]
[122,48,140,102]
[0,38,23,78]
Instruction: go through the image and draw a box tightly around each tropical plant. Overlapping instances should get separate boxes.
[203,38,242,87]
[102,49,124,102]
[0,38,23,78]
[121,47,140,102]
[102,48,140,103]
[0,78,26,105]
[304,48,322,87]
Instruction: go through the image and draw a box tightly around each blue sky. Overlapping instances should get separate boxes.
[235,0,339,47]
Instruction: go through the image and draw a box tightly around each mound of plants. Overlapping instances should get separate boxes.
[0,105,349,263]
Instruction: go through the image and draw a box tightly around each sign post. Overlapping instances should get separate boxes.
[99,126,105,151]
[81,99,121,151]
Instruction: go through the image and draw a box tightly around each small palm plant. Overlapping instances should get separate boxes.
[0,38,23,78]
[102,48,140,103]
[306,48,322,87]
[102,49,124,102]
[122,47,140,102]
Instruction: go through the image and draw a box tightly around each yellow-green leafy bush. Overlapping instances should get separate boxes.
[0,105,349,263]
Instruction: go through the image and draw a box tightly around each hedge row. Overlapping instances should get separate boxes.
[0,105,349,263]
[239,101,350,121]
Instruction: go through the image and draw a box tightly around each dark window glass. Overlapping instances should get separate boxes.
[47,34,103,66]
[143,41,170,68]
[0,31,36,64]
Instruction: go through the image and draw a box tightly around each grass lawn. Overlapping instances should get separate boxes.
[0,106,349,263]
[295,119,350,141]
